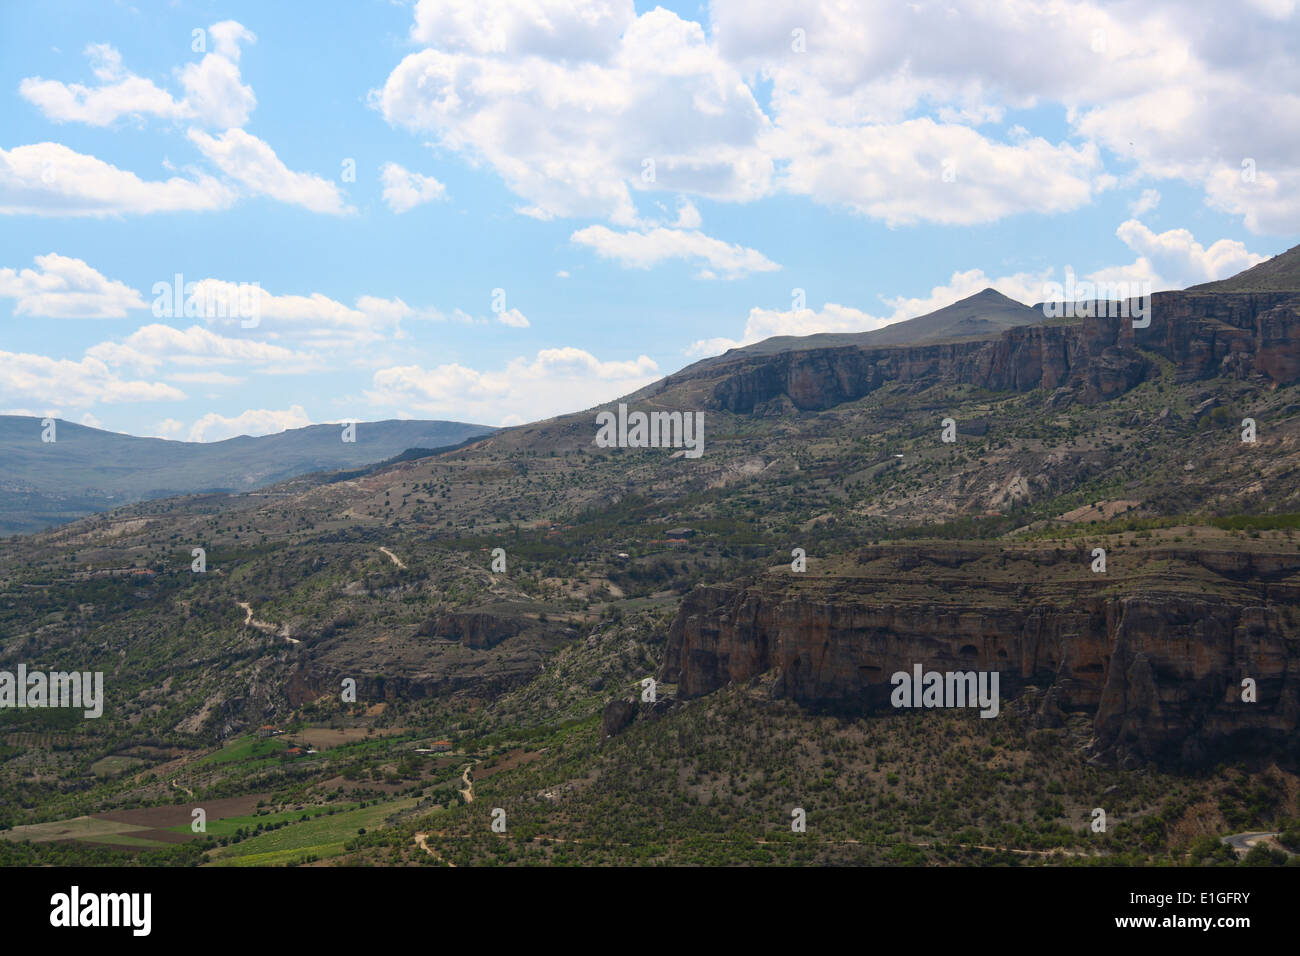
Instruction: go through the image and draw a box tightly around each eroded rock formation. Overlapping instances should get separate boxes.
[659,546,1300,767]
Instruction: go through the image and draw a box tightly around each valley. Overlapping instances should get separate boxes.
[3,252,1300,867]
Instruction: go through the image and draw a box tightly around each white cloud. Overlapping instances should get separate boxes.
[154,417,185,438]
[190,281,409,347]
[1129,188,1161,217]
[20,25,257,129]
[19,43,188,126]
[496,308,530,328]
[85,324,303,373]
[0,142,235,216]
[380,161,447,212]
[13,25,353,219]
[0,253,146,317]
[166,371,245,385]
[0,350,184,408]
[710,0,1300,235]
[366,346,658,423]
[187,403,312,442]
[411,0,634,60]
[571,225,780,278]
[672,198,702,229]
[769,117,1101,226]
[187,128,350,215]
[378,0,1300,234]
[177,21,258,128]
[688,217,1269,356]
[375,5,772,224]
[1087,219,1266,290]
[686,268,1055,356]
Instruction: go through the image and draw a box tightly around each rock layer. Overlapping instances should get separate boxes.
[684,291,1300,415]
[659,547,1300,767]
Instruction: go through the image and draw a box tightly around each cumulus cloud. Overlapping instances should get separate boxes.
[188,281,409,347]
[570,225,780,278]
[0,350,184,408]
[410,0,634,60]
[1085,219,1266,290]
[0,142,235,216]
[187,403,312,442]
[187,128,350,214]
[1129,188,1161,217]
[13,23,354,219]
[19,43,188,126]
[0,253,147,317]
[20,25,256,129]
[496,308,530,328]
[714,0,1300,235]
[366,346,658,423]
[688,218,1269,356]
[85,324,304,373]
[377,0,1300,234]
[686,267,1050,357]
[380,161,447,213]
[153,417,185,438]
[177,21,258,128]
[375,5,772,224]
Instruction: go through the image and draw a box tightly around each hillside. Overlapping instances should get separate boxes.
[3,258,1300,866]
[1188,243,1300,292]
[698,288,1043,366]
[0,417,495,536]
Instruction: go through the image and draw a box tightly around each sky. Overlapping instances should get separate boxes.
[1,0,1297,441]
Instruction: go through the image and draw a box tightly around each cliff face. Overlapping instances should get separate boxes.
[659,547,1300,767]
[695,291,1300,414]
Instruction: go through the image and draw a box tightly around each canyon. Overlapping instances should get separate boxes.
[660,543,1300,768]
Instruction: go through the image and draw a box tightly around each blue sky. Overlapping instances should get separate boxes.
[2,0,1297,440]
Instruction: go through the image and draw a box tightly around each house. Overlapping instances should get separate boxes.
[258,725,280,738]
[285,747,304,757]
[430,740,452,752]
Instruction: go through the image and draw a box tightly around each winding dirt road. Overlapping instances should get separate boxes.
[235,600,300,644]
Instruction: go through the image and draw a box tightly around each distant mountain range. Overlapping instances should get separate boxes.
[6,244,1299,539]
[0,418,495,536]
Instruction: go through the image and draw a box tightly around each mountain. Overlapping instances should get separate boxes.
[1188,243,1300,292]
[699,288,1043,364]
[4,252,1300,865]
[0,417,495,536]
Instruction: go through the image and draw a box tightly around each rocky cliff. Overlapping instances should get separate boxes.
[683,291,1300,415]
[659,544,1300,767]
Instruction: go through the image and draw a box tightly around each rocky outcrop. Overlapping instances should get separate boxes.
[427,610,530,649]
[659,547,1300,767]
[601,698,638,739]
[599,694,678,742]
[684,291,1300,415]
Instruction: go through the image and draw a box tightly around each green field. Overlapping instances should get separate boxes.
[167,802,361,838]
[205,798,418,866]
[194,735,291,767]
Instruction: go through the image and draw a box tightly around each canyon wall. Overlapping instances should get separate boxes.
[694,291,1300,415]
[659,548,1300,767]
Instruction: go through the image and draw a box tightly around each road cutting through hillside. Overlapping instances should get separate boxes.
[378,547,406,569]
[414,831,455,866]
[235,600,300,644]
